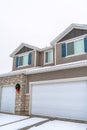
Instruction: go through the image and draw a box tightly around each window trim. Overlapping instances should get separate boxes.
[16,51,33,67]
[44,49,53,65]
[18,56,23,66]
[65,37,86,58]
[66,42,74,56]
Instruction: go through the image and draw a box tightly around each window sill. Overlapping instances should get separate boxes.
[44,61,53,65]
[17,64,31,68]
[65,52,86,58]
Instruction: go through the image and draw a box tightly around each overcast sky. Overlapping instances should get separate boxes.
[0,0,87,73]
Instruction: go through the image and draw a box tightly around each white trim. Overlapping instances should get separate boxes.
[26,60,87,75]
[51,23,87,46]
[0,60,87,77]
[18,64,29,68]
[29,76,87,115]
[29,84,32,115]
[10,43,41,57]
[65,52,86,58]
[15,50,34,57]
[30,76,87,85]
[0,70,25,77]
[34,50,36,67]
[44,49,53,65]
[17,51,33,68]
[44,62,53,65]
[55,45,56,65]
[40,46,53,51]
[65,37,86,58]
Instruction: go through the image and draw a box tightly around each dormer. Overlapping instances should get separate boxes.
[51,23,87,65]
[10,43,41,71]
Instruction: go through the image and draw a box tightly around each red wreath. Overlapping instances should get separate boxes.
[15,84,21,93]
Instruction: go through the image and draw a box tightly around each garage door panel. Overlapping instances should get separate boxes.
[32,81,87,121]
[0,86,16,113]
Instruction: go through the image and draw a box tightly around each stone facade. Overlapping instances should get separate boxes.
[0,74,29,115]
[24,94,30,115]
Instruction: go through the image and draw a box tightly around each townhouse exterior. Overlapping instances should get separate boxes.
[0,23,87,122]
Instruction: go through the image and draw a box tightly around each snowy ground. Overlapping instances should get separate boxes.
[0,113,28,126]
[0,113,87,130]
[29,120,87,130]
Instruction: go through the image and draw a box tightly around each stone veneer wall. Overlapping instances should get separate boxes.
[24,94,30,115]
[0,74,29,115]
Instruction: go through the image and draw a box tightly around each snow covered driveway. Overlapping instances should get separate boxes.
[0,113,28,126]
[0,114,47,130]
[0,114,87,130]
[29,120,87,130]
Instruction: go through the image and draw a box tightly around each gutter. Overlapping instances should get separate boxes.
[26,60,87,74]
[0,60,87,77]
[0,70,26,77]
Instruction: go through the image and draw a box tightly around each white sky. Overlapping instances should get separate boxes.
[0,0,87,73]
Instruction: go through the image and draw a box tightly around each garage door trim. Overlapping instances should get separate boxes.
[29,76,87,115]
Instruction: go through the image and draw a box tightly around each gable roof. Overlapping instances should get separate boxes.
[10,43,41,57]
[50,23,87,46]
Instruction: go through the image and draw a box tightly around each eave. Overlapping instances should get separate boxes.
[0,60,87,77]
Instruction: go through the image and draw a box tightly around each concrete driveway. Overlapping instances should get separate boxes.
[0,113,87,130]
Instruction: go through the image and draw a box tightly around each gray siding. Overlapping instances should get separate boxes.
[59,29,87,42]
[36,51,40,66]
[16,46,33,55]
[56,44,87,65]
[27,66,87,92]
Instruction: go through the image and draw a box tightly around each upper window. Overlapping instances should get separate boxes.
[44,49,53,64]
[74,39,84,54]
[16,53,32,67]
[67,42,74,56]
[61,37,87,57]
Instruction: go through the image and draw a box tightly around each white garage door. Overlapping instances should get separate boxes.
[0,86,16,113]
[31,80,87,121]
